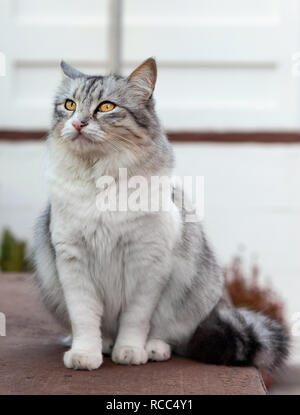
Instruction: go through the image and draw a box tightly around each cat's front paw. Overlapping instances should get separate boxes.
[146,339,172,361]
[112,345,148,365]
[63,348,103,370]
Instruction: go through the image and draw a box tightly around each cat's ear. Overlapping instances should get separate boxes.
[128,58,157,99]
[60,60,85,79]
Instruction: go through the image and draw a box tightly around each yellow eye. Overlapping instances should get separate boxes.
[99,101,115,113]
[65,99,76,111]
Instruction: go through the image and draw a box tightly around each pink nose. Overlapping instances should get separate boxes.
[72,120,87,131]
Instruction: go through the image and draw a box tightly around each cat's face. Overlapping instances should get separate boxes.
[51,58,159,156]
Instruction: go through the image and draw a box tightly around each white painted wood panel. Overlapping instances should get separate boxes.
[123,0,300,131]
[0,0,109,129]
[1,0,300,130]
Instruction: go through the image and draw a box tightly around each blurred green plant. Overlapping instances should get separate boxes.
[0,229,33,272]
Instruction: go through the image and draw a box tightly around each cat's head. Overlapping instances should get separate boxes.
[51,58,161,156]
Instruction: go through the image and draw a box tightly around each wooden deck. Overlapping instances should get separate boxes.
[0,273,267,395]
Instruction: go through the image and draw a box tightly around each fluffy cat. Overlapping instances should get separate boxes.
[34,58,289,371]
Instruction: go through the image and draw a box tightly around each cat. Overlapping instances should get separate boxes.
[34,58,289,371]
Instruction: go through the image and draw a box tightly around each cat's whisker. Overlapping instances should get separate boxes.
[110,133,143,152]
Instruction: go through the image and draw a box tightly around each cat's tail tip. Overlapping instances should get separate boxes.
[187,306,290,373]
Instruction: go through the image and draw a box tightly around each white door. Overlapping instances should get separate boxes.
[0,0,109,130]
[1,0,300,131]
[123,0,300,131]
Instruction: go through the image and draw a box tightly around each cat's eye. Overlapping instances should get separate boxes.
[98,101,115,113]
[65,99,76,111]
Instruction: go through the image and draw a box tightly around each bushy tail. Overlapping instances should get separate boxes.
[187,306,290,372]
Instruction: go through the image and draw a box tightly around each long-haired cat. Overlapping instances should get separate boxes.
[34,58,289,371]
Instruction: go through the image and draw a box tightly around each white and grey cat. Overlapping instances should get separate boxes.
[34,58,289,371]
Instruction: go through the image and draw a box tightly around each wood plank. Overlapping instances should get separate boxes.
[1,130,300,143]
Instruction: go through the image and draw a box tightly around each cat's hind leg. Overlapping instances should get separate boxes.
[146,339,172,362]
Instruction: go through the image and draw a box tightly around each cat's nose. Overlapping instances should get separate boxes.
[72,119,88,131]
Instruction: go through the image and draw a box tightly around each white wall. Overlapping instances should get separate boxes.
[1,0,300,130]
[0,141,299,322]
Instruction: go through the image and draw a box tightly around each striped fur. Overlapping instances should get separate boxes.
[34,59,290,372]
[187,306,289,371]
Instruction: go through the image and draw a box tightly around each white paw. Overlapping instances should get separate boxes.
[102,338,114,355]
[63,348,103,370]
[112,345,148,365]
[146,339,171,362]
